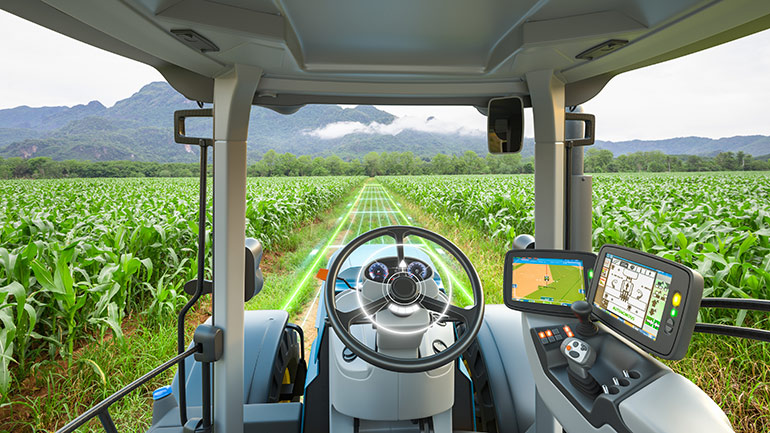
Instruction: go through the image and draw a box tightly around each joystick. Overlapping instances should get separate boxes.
[571,300,598,336]
[561,337,601,396]
[560,337,597,379]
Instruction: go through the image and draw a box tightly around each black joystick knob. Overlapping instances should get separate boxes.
[571,300,598,336]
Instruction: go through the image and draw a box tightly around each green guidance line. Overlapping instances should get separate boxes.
[281,184,367,311]
[378,184,474,303]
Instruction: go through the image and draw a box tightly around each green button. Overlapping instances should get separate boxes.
[670,308,678,318]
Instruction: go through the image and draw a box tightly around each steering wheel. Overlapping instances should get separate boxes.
[325,225,484,373]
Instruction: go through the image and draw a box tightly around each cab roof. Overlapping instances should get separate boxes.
[4,0,770,112]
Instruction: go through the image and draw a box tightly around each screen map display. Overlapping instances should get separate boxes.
[510,257,586,306]
[593,253,672,340]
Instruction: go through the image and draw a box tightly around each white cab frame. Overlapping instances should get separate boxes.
[527,70,566,250]
[212,64,262,433]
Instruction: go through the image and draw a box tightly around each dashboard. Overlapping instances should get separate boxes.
[364,257,434,283]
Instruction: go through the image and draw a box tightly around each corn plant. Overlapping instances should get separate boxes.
[381,172,770,327]
[0,176,364,392]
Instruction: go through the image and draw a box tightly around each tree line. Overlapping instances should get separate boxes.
[0,151,532,179]
[584,149,770,173]
[0,157,201,179]
[247,150,532,177]
[0,149,767,179]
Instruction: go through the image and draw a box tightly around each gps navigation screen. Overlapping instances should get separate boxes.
[510,257,586,306]
[593,254,672,340]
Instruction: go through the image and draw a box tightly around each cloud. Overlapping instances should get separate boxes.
[304,114,485,139]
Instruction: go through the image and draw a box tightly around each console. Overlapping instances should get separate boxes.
[519,245,709,432]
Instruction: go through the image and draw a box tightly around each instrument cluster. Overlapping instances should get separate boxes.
[365,257,433,282]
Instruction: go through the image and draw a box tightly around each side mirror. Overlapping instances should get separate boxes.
[244,238,264,301]
[487,96,524,154]
[183,237,264,302]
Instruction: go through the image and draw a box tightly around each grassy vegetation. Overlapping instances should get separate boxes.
[381,172,770,325]
[0,305,206,432]
[0,176,364,432]
[0,181,360,433]
[245,186,363,317]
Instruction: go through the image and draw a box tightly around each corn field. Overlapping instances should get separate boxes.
[380,172,770,327]
[0,176,363,398]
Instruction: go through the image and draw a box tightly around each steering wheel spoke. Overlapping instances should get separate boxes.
[386,227,408,262]
[419,296,475,324]
[338,297,389,330]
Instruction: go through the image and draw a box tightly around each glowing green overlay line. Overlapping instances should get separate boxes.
[379,185,474,302]
[281,185,366,311]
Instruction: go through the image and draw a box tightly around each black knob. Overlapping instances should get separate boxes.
[571,300,598,336]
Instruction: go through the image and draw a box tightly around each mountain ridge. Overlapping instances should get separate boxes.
[1,82,768,162]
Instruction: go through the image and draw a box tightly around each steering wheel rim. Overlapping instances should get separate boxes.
[325,225,484,373]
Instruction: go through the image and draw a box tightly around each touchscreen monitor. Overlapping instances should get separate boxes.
[504,250,597,316]
[587,245,703,360]
[593,253,672,341]
[511,256,587,306]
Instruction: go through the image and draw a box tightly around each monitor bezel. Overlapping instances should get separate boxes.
[587,244,702,359]
[503,249,597,317]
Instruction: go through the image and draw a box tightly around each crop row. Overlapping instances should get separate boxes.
[0,176,363,397]
[380,173,770,325]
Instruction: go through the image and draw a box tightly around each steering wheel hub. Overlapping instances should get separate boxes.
[390,275,419,304]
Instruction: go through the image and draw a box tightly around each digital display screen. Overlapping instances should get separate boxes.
[510,257,586,306]
[593,253,672,340]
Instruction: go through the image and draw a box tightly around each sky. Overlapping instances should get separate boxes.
[2,10,770,142]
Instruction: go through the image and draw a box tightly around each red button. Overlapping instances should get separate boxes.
[566,345,572,351]
[563,326,572,333]
[567,332,574,338]
[545,330,553,337]
[538,332,546,339]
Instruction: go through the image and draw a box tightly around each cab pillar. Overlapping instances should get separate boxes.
[212,64,262,433]
[526,70,566,250]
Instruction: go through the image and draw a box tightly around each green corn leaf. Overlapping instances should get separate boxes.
[30,260,61,295]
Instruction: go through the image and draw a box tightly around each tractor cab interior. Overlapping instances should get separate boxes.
[6,0,770,432]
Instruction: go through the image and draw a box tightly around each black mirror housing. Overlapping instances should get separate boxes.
[183,238,263,302]
[487,96,524,154]
[244,238,264,302]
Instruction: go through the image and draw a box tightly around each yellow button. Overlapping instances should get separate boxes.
[672,292,682,307]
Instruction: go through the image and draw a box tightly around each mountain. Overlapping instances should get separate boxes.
[592,136,770,157]
[0,81,768,162]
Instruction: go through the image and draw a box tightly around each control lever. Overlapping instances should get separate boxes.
[571,300,598,336]
[561,337,596,379]
[561,337,601,396]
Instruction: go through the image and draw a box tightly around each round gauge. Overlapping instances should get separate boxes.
[407,261,429,279]
[367,262,389,282]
